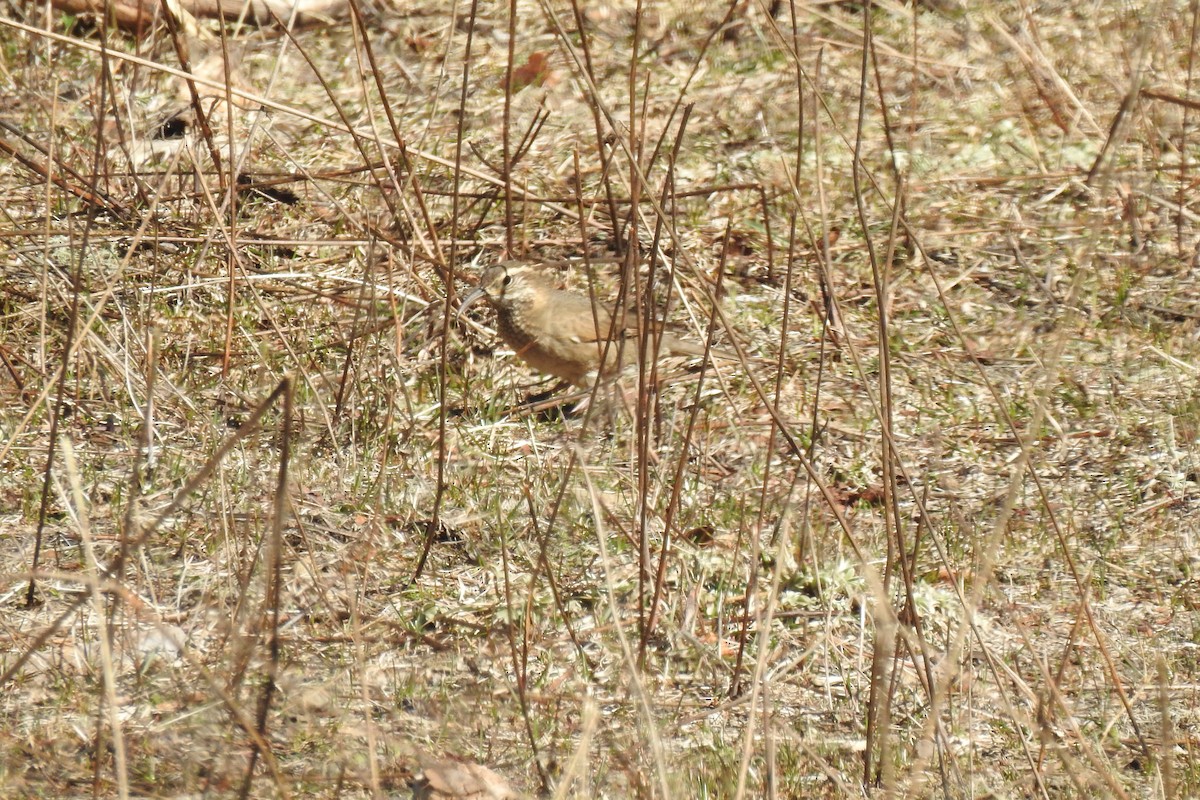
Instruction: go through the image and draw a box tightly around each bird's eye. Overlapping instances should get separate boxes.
[502,274,512,287]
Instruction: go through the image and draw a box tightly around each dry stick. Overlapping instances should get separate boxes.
[100,578,292,796]
[0,122,125,218]
[115,318,153,577]
[761,5,1075,792]
[0,594,92,689]
[408,0,483,585]
[630,97,733,658]
[321,25,413,192]
[184,163,340,454]
[575,447,671,800]
[870,0,909,594]
[1,383,296,791]
[102,321,157,775]
[445,0,477,274]
[794,123,1055,800]
[348,572,384,800]
[521,461,591,675]
[592,9,993,791]
[1041,582,1091,773]
[851,6,894,786]
[1011,588,1131,793]
[638,0,740,183]
[179,159,245,383]
[1,231,451,249]
[734,213,802,700]
[573,159,641,434]
[332,238,371,421]
[155,0,226,194]
[892,243,1113,798]
[567,0,624,249]
[623,2,653,647]
[640,105,700,661]
[60,437,130,800]
[792,18,993,795]
[768,215,804,537]
[147,25,342,437]
[1,133,177,599]
[190,15,374,445]
[92,45,155,207]
[219,10,239,378]
[24,104,106,608]
[500,488,550,793]
[1159,654,1177,800]
[502,0,518,257]
[425,197,571,565]
[436,164,598,722]
[140,378,293,545]
[794,50,1046,800]
[807,165,846,348]
[732,509,798,800]
[1035,650,1134,799]
[1026,38,1158,770]
[265,2,437,274]
[984,14,1099,135]
[342,0,448,275]
[792,61,840,575]
[1141,86,1200,112]
[212,7,310,394]
[415,181,775,206]
[549,699,599,800]
[868,16,951,794]
[783,0,963,78]
[36,84,55,377]
[4,145,189,591]
[764,679,778,800]
[756,184,778,283]
[1085,23,1153,187]
[721,221,766,700]
[460,105,552,239]
[629,127,676,661]
[873,23,936,782]
[240,377,293,798]
[371,256,411,515]
[791,18,835,608]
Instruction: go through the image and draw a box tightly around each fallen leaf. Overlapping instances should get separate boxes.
[508,51,552,93]
[413,755,520,799]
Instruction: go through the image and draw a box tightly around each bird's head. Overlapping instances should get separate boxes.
[456,261,541,317]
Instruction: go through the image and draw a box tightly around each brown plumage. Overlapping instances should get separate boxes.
[457,261,723,388]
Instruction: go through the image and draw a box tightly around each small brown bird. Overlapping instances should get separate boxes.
[457,261,726,388]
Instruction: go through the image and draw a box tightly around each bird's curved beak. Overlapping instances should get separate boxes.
[456,286,488,321]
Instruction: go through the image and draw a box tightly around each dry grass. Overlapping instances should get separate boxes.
[2,0,1200,797]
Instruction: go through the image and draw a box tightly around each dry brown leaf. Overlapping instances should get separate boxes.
[412,755,520,800]
[507,51,553,93]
